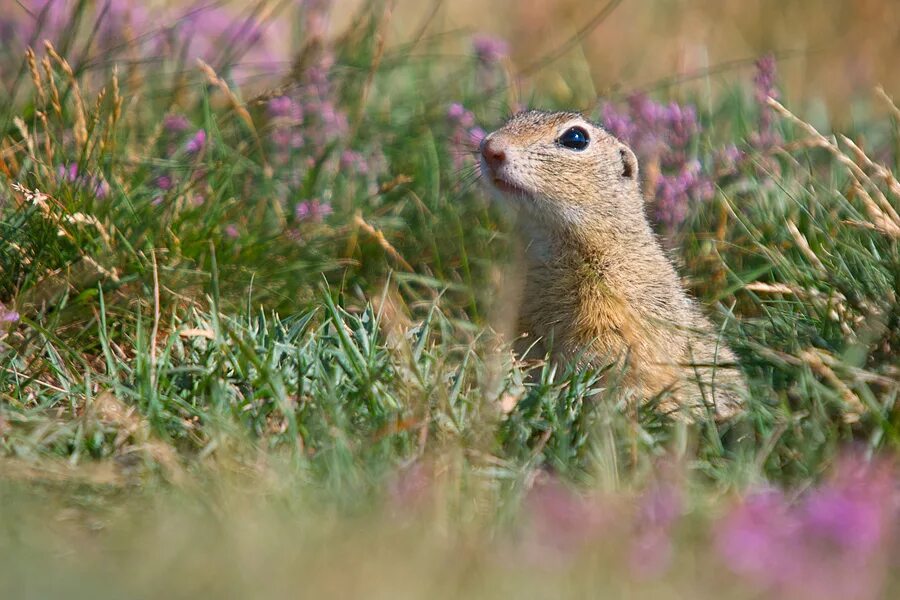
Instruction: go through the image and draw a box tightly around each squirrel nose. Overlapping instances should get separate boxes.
[480,136,507,171]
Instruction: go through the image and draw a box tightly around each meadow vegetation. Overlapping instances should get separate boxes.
[0,1,898,598]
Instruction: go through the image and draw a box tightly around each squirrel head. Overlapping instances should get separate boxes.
[479,110,642,230]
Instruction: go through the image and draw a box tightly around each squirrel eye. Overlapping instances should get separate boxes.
[558,126,590,151]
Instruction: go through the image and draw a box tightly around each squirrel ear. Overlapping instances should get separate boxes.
[619,147,638,179]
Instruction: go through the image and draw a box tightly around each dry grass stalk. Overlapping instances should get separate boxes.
[64,212,113,247]
[849,184,900,238]
[12,117,36,166]
[785,219,827,272]
[744,282,796,295]
[197,60,253,129]
[768,96,900,240]
[876,85,900,122]
[799,349,866,423]
[353,212,414,271]
[197,59,269,173]
[88,87,108,156]
[25,48,45,108]
[44,41,88,150]
[37,110,54,171]
[839,134,900,218]
[104,66,123,153]
[40,56,62,117]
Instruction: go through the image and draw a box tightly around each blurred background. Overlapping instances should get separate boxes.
[5,0,899,119]
[379,0,899,121]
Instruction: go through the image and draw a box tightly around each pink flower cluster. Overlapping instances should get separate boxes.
[472,34,509,65]
[0,302,18,326]
[382,452,899,594]
[56,163,109,200]
[599,55,785,228]
[3,1,289,82]
[716,455,898,600]
[751,53,782,150]
[447,102,486,170]
[601,95,713,228]
[150,116,208,206]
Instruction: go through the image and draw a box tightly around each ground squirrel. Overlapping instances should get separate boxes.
[479,110,746,420]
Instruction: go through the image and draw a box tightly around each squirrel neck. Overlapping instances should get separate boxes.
[517,209,687,318]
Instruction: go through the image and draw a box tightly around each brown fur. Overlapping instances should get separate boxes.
[480,110,745,420]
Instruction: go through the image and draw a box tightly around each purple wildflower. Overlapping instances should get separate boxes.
[751,54,782,149]
[472,34,509,64]
[716,488,794,581]
[155,175,173,191]
[185,129,206,154]
[268,96,303,121]
[163,114,190,134]
[56,163,109,199]
[224,224,239,239]
[447,102,466,121]
[521,478,610,563]
[91,177,110,200]
[715,144,744,175]
[715,455,898,600]
[57,163,78,183]
[601,103,636,143]
[0,303,19,324]
[447,103,476,129]
[600,94,710,228]
[447,102,483,170]
[340,150,369,175]
[628,473,684,579]
[295,199,332,222]
[468,127,486,147]
[656,161,715,227]
[754,54,778,106]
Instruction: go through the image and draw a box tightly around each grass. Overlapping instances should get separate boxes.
[0,1,899,597]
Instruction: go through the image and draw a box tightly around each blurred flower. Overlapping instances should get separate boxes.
[715,144,744,175]
[754,54,779,106]
[601,103,636,143]
[629,482,683,578]
[468,127,486,146]
[472,34,508,64]
[447,103,476,129]
[447,102,482,170]
[295,199,332,222]
[163,114,191,134]
[0,303,19,324]
[91,177,110,200]
[57,163,78,183]
[522,477,609,560]
[601,95,709,228]
[751,54,782,149]
[268,96,303,121]
[387,462,435,519]
[340,150,369,175]
[155,175,173,191]
[715,454,899,600]
[56,163,109,199]
[224,224,239,238]
[185,129,207,154]
[447,102,466,121]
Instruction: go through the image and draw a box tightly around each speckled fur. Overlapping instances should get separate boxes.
[481,110,745,420]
